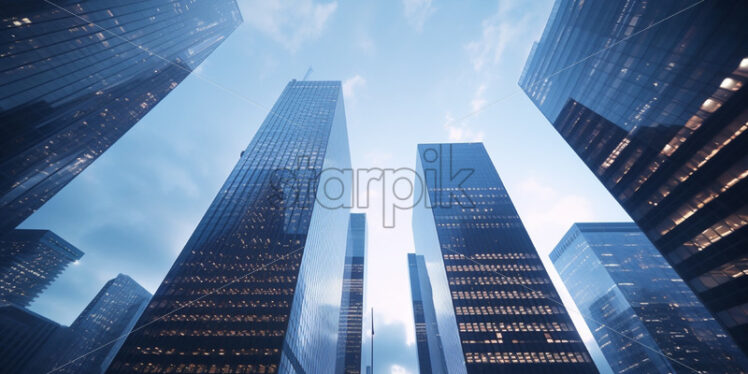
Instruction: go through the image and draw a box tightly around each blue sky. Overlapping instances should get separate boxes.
[22,1,631,372]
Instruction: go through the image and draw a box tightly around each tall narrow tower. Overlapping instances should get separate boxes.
[108,80,352,373]
[413,143,598,373]
[0,0,242,233]
[335,213,367,374]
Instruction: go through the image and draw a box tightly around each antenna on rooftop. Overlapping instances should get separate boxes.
[302,66,313,81]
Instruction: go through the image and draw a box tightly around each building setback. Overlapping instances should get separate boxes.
[519,0,748,352]
[408,253,447,374]
[335,213,367,374]
[413,143,598,373]
[0,0,242,234]
[0,229,83,307]
[108,80,352,373]
[551,222,747,373]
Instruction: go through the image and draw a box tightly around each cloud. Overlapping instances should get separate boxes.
[239,0,338,51]
[510,176,595,254]
[470,83,488,112]
[443,112,484,142]
[402,0,434,31]
[465,1,537,71]
[343,74,366,100]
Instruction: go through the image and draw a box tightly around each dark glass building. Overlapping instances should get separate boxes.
[413,143,598,373]
[519,0,748,352]
[551,222,748,373]
[335,213,366,374]
[38,274,152,374]
[0,0,242,234]
[0,302,61,373]
[0,229,83,307]
[108,80,352,373]
[408,253,447,374]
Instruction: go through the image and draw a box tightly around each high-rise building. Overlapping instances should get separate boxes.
[550,222,748,373]
[108,80,352,373]
[335,213,366,374]
[413,143,598,373]
[0,0,243,233]
[38,274,152,374]
[0,302,61,373]
[519,0,748,352]
[0,229,83,307]
[408,253,447,374]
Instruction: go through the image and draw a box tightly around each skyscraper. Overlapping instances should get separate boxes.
[108,80,352,373]
[413,143,598,373]
[40,274,152,374]
[0,303,61,373]
[408,253,447,374]
[519,0,748,352]
[550,222,747,373]
[0,0,242,233]
[0,229,83,307]
[335,213,366,374]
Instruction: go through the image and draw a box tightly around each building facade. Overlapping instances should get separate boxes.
[108,80,352,373]
[519,0,748,352]
[551,222,747,373]
[0,303,61,373]
[0,229,83,307]
[413,143,598,373]
[0,0,242,233]
[335,213,366,374]
[408,253,447,374]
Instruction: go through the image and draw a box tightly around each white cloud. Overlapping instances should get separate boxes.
[391,364,413,374]
[343,74,366,100]
[239,0,338,51]
[470,83,488,112]
[465,1,535,71]
[402,0,434,31]
[443,112,484,143]
[511,176,595,254]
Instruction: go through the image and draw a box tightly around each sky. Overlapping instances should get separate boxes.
[22,1,632,373]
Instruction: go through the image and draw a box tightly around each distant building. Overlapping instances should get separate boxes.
[109,81,353,373]
[520,0,748,352]
[413,143,598,373]
[44,274,152,374]
[408,253,447,374]
[0,303,60,373]
[0,229,83,306]
[0,0,243,234]
[336,214,367,374]
[551,223,748,373]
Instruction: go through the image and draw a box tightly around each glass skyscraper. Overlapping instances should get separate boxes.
[108,80,352,373]
[408,253,447,374]
[551,222,747,373]
[0,0,242,234]
[0,229,83,307]
[413,143,597,373]
[335,213,366,374]
[519,0,748,352]
[37,274,152,374]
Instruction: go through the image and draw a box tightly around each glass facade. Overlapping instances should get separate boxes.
[413,143,597,373]
[519,0,748,352]
[108,80,352,373]
[0,302,61,373]
[408,253,447,374]
[0,229,83,307]
[551,222,748,373]
[0,0,242,233]
[335,213,366,374]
